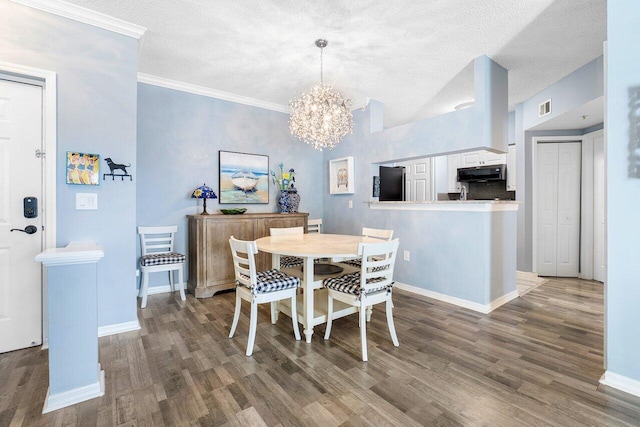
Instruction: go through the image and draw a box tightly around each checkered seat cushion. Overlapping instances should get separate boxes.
[140,252,186,266]
[340,258,362,268]
[239,269,300,296]
[280,255,304,268]
[323,272,392,300]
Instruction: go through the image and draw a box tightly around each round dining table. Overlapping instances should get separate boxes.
[255,233,382,343]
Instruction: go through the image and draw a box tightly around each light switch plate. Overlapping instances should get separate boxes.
[76,193,98,210]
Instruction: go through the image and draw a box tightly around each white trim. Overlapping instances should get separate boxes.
[599,371,640,398]
[10,0,146,39]
[0,60,57,351]
[137,73,290,114]
[144,283,185,296]
[98,320,141,337]
[394,282,519,314]
[42,368,105,413]
[370,201,520,212]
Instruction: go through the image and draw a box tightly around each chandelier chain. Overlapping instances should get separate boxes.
[320,45,323,85]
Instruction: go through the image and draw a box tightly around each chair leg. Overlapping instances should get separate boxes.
[386,298,399,347]
[366,305,373,322]
[246,300,258,356]
[229,289,241,338]
[177,265,186,301]
[360,301,368,362]
[324,295,334,340]
[270,301,278,324]
[169,269,174,292]
[140,271,149,309]
[290,295,301,340]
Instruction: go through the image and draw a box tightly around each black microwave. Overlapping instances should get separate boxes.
[457,164,506,182]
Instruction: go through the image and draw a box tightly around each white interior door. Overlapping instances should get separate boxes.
[0,79,43,353]
[593,134,606,282]
[536,142,581,277]
[398,158,432,202]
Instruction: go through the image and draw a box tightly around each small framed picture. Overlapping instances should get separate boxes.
[219,150,269,204]
[66,152,100,185]
[329,156,354,194]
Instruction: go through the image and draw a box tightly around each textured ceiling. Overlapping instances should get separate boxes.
[65,0,606,128]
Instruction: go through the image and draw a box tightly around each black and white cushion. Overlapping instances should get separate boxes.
[140,252,186,266]
[339,258,362,268]
[240,269,300,296]
[280,255,304,268]
[323,272,392,300]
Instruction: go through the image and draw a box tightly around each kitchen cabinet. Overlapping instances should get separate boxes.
[460,150,507,167]
[507,145,516,191]
[188,212,308,298]
[447,154,462,193]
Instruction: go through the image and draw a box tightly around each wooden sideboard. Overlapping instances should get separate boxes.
[188,212,309,298]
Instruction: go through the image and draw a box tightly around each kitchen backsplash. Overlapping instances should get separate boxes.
[448,181,515,200]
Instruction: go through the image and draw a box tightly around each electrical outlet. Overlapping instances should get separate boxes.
[403,250,410,261]
[348,200,353,208]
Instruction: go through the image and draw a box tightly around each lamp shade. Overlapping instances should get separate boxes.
[191,183,217,215]
[191,184,217,199]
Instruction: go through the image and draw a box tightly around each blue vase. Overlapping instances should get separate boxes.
[278,189,300,213]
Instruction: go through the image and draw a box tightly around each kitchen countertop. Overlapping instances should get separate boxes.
[369,200,520,211]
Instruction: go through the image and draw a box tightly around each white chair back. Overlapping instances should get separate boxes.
[358,239,399,293]
[362,227,394,241]
[307,219,322,233]
[229,236,258,289]
[269,226,304,236]
[138,225,177,255]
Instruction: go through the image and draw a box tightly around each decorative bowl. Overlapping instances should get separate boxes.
[220,208,247,215]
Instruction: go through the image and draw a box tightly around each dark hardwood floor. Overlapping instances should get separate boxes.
[2,278,640,426]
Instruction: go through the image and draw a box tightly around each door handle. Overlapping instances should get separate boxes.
[10,225,38,234]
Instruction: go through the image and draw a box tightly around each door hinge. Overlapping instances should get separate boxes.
[35,149,45,158]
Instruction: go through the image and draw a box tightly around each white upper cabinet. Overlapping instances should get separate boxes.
[460,150,507,167]
[507,145,516,191]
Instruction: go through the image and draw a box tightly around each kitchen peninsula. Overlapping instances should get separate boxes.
[370,200,519,313]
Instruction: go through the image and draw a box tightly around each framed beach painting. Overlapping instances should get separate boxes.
[329,156,354,194]
[219,150,269,204]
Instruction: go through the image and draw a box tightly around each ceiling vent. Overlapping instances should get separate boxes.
[539,99,551,118]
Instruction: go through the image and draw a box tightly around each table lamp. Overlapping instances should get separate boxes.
[191,183,217,215]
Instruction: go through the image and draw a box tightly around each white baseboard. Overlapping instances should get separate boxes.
[42,368,105,413]
[144,283,184,296]
[394,282,519,314]
[600,370,640,398]
[98,320,140,337]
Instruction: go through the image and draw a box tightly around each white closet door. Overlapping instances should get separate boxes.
[536,142,581,277]
[537,144,560,276]
[556,143,581,277]
[593,135,606,282]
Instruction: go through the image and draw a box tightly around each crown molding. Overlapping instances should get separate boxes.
[10,0,146,39]
[137,73,290,114]
[351,98,371,111]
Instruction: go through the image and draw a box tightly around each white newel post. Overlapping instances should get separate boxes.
[35,241,105,414]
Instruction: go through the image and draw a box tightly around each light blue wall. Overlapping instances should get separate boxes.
[321,55,514,303]
[1,1,138,327]
[136,83,324,288]
[514,56,604,271]
[606,0,640,382]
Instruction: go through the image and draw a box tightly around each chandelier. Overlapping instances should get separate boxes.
[289,39,353,151]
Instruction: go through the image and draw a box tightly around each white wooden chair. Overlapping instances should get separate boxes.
[270,226,305,268]
[335,227,394,268]
[137,225,186,309]
[323,239,400,361]
[307,219,322,233]
[228,236,301,356]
